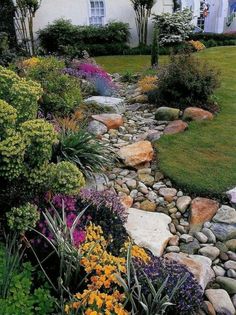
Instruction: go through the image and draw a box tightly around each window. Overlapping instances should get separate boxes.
[89,1,105,26]
[197,1,210,30]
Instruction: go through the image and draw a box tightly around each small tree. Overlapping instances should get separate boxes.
[153,9,194,45]
[13,0,42,55]
[130,0,156,46]
[151,24,159,68]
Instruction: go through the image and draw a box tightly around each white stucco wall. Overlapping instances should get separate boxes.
[33,0,173,46]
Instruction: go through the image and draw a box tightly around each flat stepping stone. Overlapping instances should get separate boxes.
[125,208,173,256]
[164,120,188,135]
[84,96,125,113]
[165,252,214,290]
[92,114,123,130]
[183,107,213,121]
[118,141,154,167]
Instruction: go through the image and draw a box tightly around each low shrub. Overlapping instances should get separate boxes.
[49,161,85,195]
[0,66,43,123]
[53,129,113,178]
[0,245,55,315]
[7,203,39,233]
[149,53,220,109]
[22,56,82,115]
[138,76,158,93]
[188,40,206,51]
[38,19,130,57]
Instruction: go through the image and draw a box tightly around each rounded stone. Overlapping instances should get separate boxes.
[176,196,192,213]
[213,265,226,277]
[198,246,220,261]
[195,231,208,243]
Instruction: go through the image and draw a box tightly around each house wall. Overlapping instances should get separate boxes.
[33,0,173,46]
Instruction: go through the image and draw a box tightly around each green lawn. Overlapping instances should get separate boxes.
[95,55,168,74]
[96,47,236,197]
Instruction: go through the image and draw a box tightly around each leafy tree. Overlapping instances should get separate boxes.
[130,0,156,45]
[153,8,194,45]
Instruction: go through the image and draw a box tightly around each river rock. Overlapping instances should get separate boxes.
[198,246,220,261]
[155,107,180,121]
[210,223,236,241]
[205,289,235,315]
[92,113,124,130]
[224,260,236,270]
[180,239,200,254]
[225,239,236,251]
[176,196,191,213]
[227,187,236,204]
[163,120,188,135]
[140,200,156,212]
[87,120,108,135]
[125,208,173,256]
[213,205,236,224]
[165,252,214,289]
[190,198,219,233]
[84,96,125,113]
[159,188,177,202]
[216,276,236,294]
[201,228,216,243]
[183,107,213,121]
[118,141,154,167]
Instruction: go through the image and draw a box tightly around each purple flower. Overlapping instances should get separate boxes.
[63,62,117,96]
[79,188,127,223]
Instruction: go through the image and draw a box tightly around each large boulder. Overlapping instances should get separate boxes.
[125,208,173,256]
[183,107,213,121]
[92,114,123,130]
[118,141,154,167]
[155,107,180,121]
[164,252,214,290]
[189,197,219,233]
[84,96,125,113]
[164,120,188,135]
[205,289,235,315]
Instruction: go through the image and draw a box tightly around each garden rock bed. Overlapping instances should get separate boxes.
[93,79,236,314]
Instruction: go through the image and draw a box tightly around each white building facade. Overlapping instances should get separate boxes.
[33,0,173,46]
[180,0,236,33]
[31,0,236,47]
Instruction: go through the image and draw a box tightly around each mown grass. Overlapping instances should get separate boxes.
[95,55,168,74]
[96,47,236,197]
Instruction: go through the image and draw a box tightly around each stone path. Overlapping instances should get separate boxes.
[85,80,236,314]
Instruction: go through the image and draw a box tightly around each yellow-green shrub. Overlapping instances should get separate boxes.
[6,202,39,232]
[49,161,85,195]
[0,132,26,180]
[0,99,17,138]
[0,66,43,123]
[21,119,58,167]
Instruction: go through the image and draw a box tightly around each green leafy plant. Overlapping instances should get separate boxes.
[49,161,85,195]
[7,203,40,233]
[54,129,113,178]
[149,53,220,109]
[0,236,55,315]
